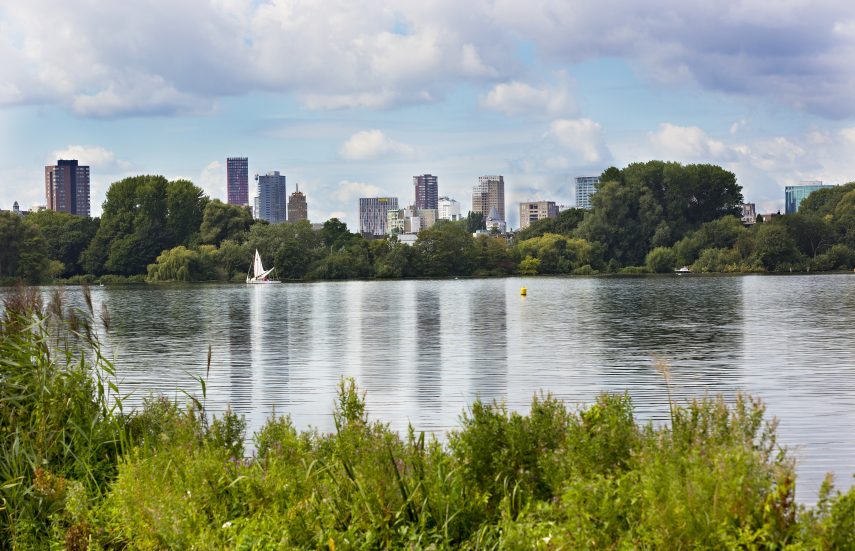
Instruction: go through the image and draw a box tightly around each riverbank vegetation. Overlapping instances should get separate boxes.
[2,162,854,284]
[2,288,855,549]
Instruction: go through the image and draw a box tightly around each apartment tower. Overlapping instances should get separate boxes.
[227,157,249,206]
[472,176,505,221]
[254,171,287,223]
[45,159,90,217]
[413,174,439,210]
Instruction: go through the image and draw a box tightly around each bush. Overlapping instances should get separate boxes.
[645,246,677,273]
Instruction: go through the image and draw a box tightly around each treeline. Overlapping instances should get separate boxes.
[3,293,855,548]
[2,163,854,284]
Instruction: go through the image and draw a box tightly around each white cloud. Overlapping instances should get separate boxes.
[198,161,225,200]
[482,77,576,117]
[339,130,415,161]
[548,118,611,164]
[333,180,383,203]
[649,123,731,160]
[3,1,855,117]
[50,145,131,171]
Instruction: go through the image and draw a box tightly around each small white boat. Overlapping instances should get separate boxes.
[674,266,692,274]
[246,249,280,284]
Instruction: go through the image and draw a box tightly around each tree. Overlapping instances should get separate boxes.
[24,210,99,276]
[0,212,51,283]
[465,211,485,234]
[516,233,596,274]
[199,199,253,246]
[516,208,586,241]
[645,247,677,273]
[83,175,209,275]
[320,218,354,250]
[412,222,476,276]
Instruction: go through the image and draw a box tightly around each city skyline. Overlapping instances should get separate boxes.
[3,2,855,229]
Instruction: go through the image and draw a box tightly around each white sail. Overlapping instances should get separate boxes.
[247,249,280,284]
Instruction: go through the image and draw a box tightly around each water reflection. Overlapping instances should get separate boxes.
[468,281,508,402]
[13,274,855,503]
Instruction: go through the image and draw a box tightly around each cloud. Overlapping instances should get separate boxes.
[50,145,131,171]
[482,76,576,117]
[333,180,383,203]
[198,161,225,200]
[339,130,415,161]
[548,118,611,164]
[2,1,855,118]
[648,123,731,161]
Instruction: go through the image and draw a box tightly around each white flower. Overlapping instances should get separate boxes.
[222,521,233,529]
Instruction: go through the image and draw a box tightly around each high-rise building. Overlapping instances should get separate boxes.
[359,197,399,235]
[785,181,832,214]
[413,174,439,210]
[438,196,461,221]
[519,201,560,230]
[472,176,505,221]
[288,184,308,223]
[575,176,600,210]
[45,159,90,217]
[227,157,249,206]
[254,171,287,223]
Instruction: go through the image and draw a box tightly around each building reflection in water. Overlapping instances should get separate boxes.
[467,282,508,403]
[226,290,253,418]
[415,285,442,411]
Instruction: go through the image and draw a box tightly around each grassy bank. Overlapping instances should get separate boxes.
[2,287,855,549]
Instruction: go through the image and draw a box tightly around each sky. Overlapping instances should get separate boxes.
[2,0,855,229]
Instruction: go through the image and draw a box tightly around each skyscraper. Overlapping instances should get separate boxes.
[575,176,600,210]
[359,197,399,235]
[227,157,249,206]
[472,176,505,221]
[45,159,90,217]
[254,171,287,223]
[519,201,559,229]
[413,174,438,210]
[288,184,308,223]
[784,181,832,214]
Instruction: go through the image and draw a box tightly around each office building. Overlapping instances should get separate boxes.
[288,184,308,223]
[413,174,439,210]
[472,175,505,222]
[785,181,832,214]
[519,201,559,230]
[45,159,90,216]
[227,157,249,206]
[575,176,600,210]
[254,171,287,223]
[359,197,399,236]
[438,196,462,221]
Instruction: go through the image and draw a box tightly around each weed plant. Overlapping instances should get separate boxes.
[2,290,855,549]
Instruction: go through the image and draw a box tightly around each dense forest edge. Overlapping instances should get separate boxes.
[1,286,855,549]
[2,161,855,285]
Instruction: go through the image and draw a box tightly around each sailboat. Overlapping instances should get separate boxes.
[246,249,280,284]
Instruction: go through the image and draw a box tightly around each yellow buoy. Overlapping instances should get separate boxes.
[520,287,527,296]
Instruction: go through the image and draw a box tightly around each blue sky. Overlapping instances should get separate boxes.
[2,0,855,228]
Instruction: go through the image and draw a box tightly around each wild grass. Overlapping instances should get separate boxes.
[1,289,855,549]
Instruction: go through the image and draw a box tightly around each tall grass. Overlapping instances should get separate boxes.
[2,293,855,548]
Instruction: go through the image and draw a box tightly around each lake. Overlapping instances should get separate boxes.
[19,274,855,502]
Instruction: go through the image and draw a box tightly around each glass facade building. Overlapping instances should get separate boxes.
[254,171,287,223]
[575,176,600,210]
[784,182,832,214]
[227,157,249,206]
[359,197,399,235]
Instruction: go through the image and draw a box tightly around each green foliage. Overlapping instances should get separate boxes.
[81,175,208,275]
[465,211,485,233]
[0,212,52,283]
[0,287,126,548]
[199,199,253,246]
[516,208,586,241]
[515,233,596,274]
[146,244,220,282]
[24,211,99,277]
[518,255,541,275]
[412,222,477,277]
[645,246,677,273]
